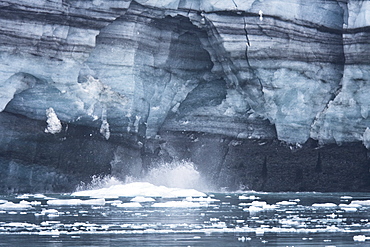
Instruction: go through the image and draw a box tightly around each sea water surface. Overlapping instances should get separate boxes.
[1,163,370,246]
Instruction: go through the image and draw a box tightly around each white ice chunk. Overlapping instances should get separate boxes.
[100,119,110,140]
[312,203,337,208]
[45,107,62,134]
[72,182,207,198]
[340,196,353,200]
[47,198,105,206]
[152,201,205,208]
[16,193,46,199]
[4,222,37,228]
[0,201,33,210]
[39,230,60,235]
[259,10,263,21]
[42,209,59,215]
[245,205,264,213]
[115,202,142,208]
[130,196,155,203]
[239,195,260,200]
[250,201,267,207]
[47,199,82,206]
[350,200,370,206]
[354,235,370,242]
[276,201,297,206]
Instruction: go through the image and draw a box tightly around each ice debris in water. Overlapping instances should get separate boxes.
[72,182,207,198]
[115,202,142,208]
[45,107,62,134]
[130,196,156,202]
[0,201,33,210]
[354,235,370,241]
[47,198,105,206]
[350,200,370,206]
[239,195,260,200]
[152,200,206,208]
[16,194,47,199]
[312,203,337,208]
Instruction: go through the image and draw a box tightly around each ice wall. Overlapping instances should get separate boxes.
[0,0,368,146]
[0,0,370,193]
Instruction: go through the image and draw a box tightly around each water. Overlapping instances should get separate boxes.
[1,162,370,246]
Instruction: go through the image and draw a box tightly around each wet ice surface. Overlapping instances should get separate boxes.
[1,183,370,246]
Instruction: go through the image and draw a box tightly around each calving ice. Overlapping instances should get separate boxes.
[0,0,368,192]
[0,0,369,246]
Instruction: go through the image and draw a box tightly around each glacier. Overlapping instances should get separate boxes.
[0,0,369,192]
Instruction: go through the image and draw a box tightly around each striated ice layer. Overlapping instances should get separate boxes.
[0,0,368,146]
[310,0,370,145]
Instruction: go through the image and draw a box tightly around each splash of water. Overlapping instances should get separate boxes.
[143,160,208,190]
[76,160,210,192]
[76,175,121,191]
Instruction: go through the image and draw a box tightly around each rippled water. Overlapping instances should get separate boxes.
[1,182,370,246]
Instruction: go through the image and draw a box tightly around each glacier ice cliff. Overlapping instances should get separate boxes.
[0,0,369,192]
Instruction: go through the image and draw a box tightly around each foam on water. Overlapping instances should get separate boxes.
[143,160,208,190]
[72,182,206,198]
[73,160,208,199]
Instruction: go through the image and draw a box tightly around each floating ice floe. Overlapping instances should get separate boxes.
[312,203,337,208]
[47,198,105,206]
[185,196,219,203]
[16,194,47,199]
[35,209,60,217]
[237,236,252,242]
[0,201,33,210]
[72,182,207,198]
[152,200,206,208]
[239,195,260,200]
[354,235,370,241]
[115,202,142,208]
[130,196,156,203]
[276,201,298,206]
[339,203,361,212]
[243,201,277,214]
[350,200,370,206]
[340,196,353,200]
